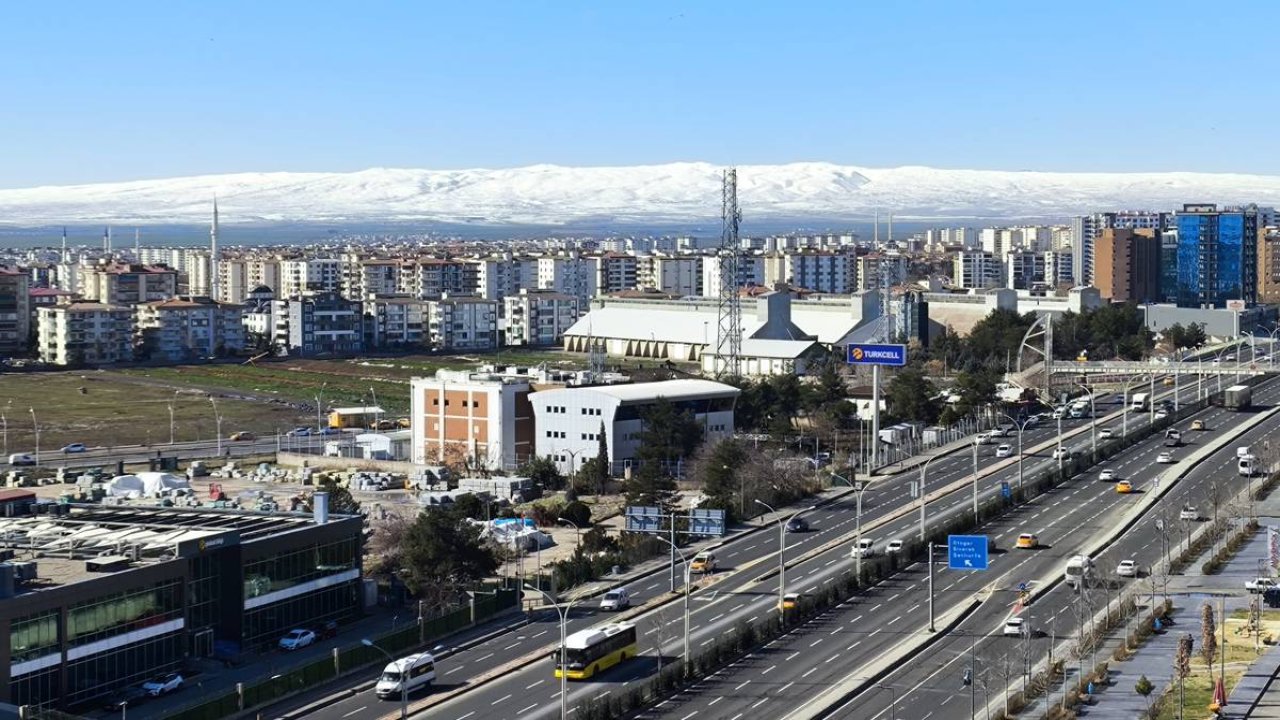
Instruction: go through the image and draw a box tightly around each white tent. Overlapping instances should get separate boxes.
[105,473,190,499]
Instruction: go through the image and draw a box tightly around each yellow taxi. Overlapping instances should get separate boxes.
[1163,377,1175,386]
[1015,533,1038,549]
[1115,480,1134,494]
[1191,420,1206,431]
[690,551,718,574]
[779,592,801,611]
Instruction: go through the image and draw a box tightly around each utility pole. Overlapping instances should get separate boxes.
[714,168,742,379]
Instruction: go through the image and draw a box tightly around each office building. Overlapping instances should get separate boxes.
[1175,204,1261,308]
[1,503,363,708]
[529,379,739,475]
[1093,228,1161,303]
[409,369,535,469]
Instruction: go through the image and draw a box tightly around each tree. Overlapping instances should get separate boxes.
[1174,633,1194,720]
[695,438,749,518]
[635,398,704,471]
[593,420,610,494]
[1200,602,1218,667]
[560,500,591,529]
[314,476,361,515]
[885,367,939,423]
[1135,674,1154,714]
[521,455,565,492]
[401,507,498,609]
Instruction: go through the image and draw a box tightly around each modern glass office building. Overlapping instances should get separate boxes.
[1175,204,1260,308]
[0,503,363,709]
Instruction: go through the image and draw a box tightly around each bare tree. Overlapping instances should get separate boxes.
[1200,602,1217,667]
[1174,633,1194,720]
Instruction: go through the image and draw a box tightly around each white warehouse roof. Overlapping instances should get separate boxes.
[534,379,739,404]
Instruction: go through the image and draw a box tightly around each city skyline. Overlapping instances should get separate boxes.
[4,1,1279,188]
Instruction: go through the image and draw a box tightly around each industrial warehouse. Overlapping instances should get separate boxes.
[0,495,363,708]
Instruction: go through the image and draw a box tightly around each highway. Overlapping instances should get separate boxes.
[630,378,1277,720]
[382,382,1211,720]
[10,433,335,472]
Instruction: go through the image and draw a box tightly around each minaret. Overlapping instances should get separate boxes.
[888,213,894,244]
[210,197,220,301]
[134,228,141,261]
[102,227,110,255]
[61,227,68,263]
[873,208,879,245]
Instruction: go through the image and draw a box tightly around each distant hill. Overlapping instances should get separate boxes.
[2,161,1279,226]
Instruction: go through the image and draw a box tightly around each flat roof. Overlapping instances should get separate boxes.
[535,379,738,404]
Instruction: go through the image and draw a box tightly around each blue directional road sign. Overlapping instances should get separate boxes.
[948,535,990,571]
[1001,482,1012,500]
[845,343,908,367]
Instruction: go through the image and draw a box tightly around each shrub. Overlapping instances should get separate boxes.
[561,500,591,528]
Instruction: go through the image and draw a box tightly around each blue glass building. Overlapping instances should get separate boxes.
[1175,204,1259,308]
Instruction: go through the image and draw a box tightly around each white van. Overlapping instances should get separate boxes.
[1238,446,1253,459]
[1239,456,1256,477]
[599,588,630,611]
[7,453,34,466]
[852,538,875,558]
[375,653,436,699]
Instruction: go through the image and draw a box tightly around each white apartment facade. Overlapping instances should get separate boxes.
[637,256,702,296]
[279,258,340,298]
[135,296,247,361]
[701,255,766,297]
[426,295,499,352]
[503,289,579,346]
[953,251,1003,289]
[37,302,135,366]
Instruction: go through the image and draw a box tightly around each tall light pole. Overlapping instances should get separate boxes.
[755,500,816,617]
[361,638,408,720]
[1,405,7,457]
[852,477,875,581]
[918,455,942,541]
[315,382,328,431]
[997,412,1032,491]
[208,396,223,456]
[557,517,581,548]
[874,683,896,720]
[167,391,179,445]
[524,585,579,720]
[651,534,691,670]
[28,407,39,467]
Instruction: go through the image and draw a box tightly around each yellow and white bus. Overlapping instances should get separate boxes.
[554,622,638,680]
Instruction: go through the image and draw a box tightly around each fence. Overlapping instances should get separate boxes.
[164,588,517,720]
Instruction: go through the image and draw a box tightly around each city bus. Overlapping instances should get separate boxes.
[554,622,638,680]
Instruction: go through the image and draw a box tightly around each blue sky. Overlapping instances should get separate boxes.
[2,0,1276,187]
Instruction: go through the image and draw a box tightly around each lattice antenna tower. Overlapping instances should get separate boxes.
[715,168,743,378]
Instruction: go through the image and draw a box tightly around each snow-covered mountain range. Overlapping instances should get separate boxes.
[3,162,1280,226]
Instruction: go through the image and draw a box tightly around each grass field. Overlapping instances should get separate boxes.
[0,371,310,450]
[0,349,587,450]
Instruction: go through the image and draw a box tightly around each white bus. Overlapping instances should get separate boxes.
[375,653,436,699]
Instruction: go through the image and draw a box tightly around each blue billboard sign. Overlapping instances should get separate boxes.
[948,535,989,571]
[846,343,908,367]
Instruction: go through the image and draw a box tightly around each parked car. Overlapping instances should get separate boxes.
[279,629,316,651]
[1117,560,1138,577]
[141,672,184,696]
[102,686,151,711]
[1002,618,1029,637]
[60,442,87,453]
[785,516,811,533]
[995,444,1013,458]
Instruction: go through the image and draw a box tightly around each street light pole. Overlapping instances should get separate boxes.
[918,455,941,541]
[652,535,691,671]
[557,518,581,548]
[28,407,39,467]
[755,500,816,618]
[524,585,578,720]
[998,413,1030,490]
[208,397,223,456]
[854,479,873,581]
[361,639,408,720]
[167,391,178,445]
[1074,381,1096,461]
[874,683,896,720]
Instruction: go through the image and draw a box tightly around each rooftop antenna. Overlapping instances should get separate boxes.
[714,167,743,378]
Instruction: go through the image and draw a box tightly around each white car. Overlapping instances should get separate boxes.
[1157,452,1174,464]
[886,539,904,554]
[1002,618,1029,637]
[853,538,875,558]
[995,444,1013,458]
[1247,578,1278,593]
[278,629,316,651]
[1180,506,1200,521]
[1051,408,1067,420]
[1051,447,1069,460]
[1155,410,1169,420]
[1098,428,1114,439]
[599,589,631,611]
[60,443,87,453]
[141,672,184,696]
[1117,560,1138,577]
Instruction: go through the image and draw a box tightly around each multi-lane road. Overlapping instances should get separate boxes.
[374,382,1209,720]
[632,378,1276,720]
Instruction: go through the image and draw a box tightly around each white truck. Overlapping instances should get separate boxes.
[1239,455,1257,477]
[1065,555,1095,589]
[1246,577,1278,593]
[1129,393,1149,412]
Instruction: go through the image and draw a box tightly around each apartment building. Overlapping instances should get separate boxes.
[590,253,639,294]
[216,258,249,303]
[246,257,282,296]
[1004,249,1047,290]
[81,263,179,305]
[538,255,598,303]
[274,291,363,356]
[279,258,340,298]
[1259,228,1280,305]
[503,289,579,347]
[426,295,499,352]
[953,251,1003,289]
[473,255,540,304]
[363,296,429,349]
[135,296,247,362]
[1071,211,1168,287]
[1093,228,1161,302]
[37,302,135,366]
[0,266,31,356]
[701,255,766,297]
[764,252,853,293]
[398,258,476,299]
[341,257,400,300]
[409,369,535,470]
[855,254,907,292]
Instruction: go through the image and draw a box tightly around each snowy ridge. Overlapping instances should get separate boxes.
[2,162,1280,226]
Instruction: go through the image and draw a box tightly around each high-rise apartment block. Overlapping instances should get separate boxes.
[1071,211,1167,286]
[81,263,179,305]
[426,295,499,352]
[1093,228,1161,302]
[0,266,31,356]
[37,302,135,366]
[503,289,579,347]
[135,296,247,361]
[1258,227,1280,305]
[953,251,1002,289]
[1175,204,1261,308]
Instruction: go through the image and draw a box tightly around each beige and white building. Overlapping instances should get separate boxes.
[503,289,579,347]
[426,295,499,352]
[37,302,135,366]
[135,296,247,362]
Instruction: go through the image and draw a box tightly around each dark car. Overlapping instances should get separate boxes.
[785,517,811,533]
[316,619,339,640]
[102,686,151,711]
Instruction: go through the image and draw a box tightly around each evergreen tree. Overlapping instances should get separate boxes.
[402,506,498,608]
[594,420,609,494]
